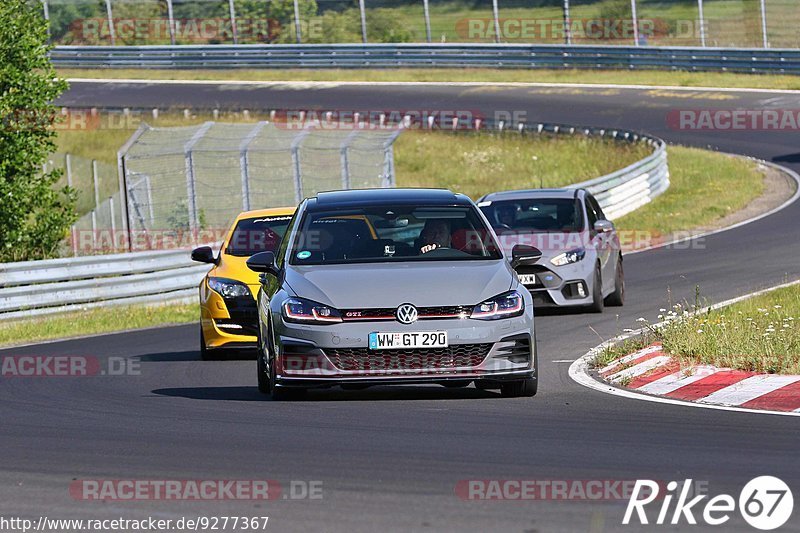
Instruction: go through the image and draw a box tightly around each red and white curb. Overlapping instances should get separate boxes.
[569,279,800,418]
[598,344,800,413]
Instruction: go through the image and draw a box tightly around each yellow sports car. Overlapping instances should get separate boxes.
[191,207,295,359]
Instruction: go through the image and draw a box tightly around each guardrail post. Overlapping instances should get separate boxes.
[630,0,639,46]
[563,0,571,45]
[422,0,432,42]
[239,121,267,211]
[491,0,501,43]
[358,0,368,43]
[759,0,768,48]
[293,0,302,44]
[697,0,706,47]
[228,0,239,45]
[166,0,176,45]
[104,0,115,45]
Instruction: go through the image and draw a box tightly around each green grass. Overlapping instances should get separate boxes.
[57,67,800,91]
[393,130,651,199]
[0,303,196,348]
[598,284,800,374]
[613,146,763,239]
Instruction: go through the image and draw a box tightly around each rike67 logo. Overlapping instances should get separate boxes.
[624,477,793,530]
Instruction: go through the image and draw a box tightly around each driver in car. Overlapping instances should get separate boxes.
[419,219,452,254]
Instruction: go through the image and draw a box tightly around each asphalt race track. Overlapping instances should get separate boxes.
[1,81,798,532]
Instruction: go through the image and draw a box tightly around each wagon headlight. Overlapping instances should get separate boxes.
[282,297,343,324]
[470,290,524,320]
[551,248,586,266]
[208,277,251,299]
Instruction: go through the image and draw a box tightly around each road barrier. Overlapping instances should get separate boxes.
[2,120,667,319]
[51,44,800,74]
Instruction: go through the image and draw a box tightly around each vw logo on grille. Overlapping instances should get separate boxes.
[396,304,418,324]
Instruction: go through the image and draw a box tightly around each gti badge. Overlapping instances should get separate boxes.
[396,304,418,324]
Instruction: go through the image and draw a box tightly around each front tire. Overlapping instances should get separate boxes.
[200,326,215,361]
[500,377,538,398]
[256,333,271,395]
[587,264,604,313]
[605,255,625,307]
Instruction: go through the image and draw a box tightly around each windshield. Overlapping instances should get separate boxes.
[290,205,502,265]
[480,198,584,233]
[225,215,293,257]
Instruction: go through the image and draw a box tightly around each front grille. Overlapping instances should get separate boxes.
[341,305,472,321]
[324,344,492,371]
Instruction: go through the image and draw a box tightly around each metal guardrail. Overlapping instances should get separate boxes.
[0,249,209,320]
[2,120,667,319]
[51,44,800,73]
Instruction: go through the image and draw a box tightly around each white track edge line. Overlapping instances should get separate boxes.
[568,278,800,418]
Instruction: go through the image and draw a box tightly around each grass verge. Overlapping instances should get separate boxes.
[0,303,196,348]
[597,284,800,375]
[57,68,800,91]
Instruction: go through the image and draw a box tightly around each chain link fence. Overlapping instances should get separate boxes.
[41,0,799,49]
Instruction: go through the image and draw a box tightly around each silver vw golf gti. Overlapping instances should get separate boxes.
[246,189,541,400]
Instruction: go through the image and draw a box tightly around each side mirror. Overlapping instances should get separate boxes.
[190,246,216,264]
[511,244,542,268]
[594,220,614,234]
[246,251,280,277]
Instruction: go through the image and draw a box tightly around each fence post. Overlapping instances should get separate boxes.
[166,0,176,45]
[290,127,312,204]
[41,0,50,41]
[491,0,501,43]
[382,129,403,188]
[144,174,155,225]
[104,0,116,45]
[65,154,78,256]
[340,130,360,189]
[422,0,431,42]
[91,211,97,251]
[117,123,150,252]
[109,196,116,250]
[630,0,639,46]
[697,0,706,47]
[293,0,302,44]
[184,122,214,240]
[563,0,571,45]
[759,0,768,48]
[358,0,368,43]
[228,0,239,44]
[92,160,101,212]
[239,121,267,211]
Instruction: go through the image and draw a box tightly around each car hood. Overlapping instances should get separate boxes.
[284,260,515,308]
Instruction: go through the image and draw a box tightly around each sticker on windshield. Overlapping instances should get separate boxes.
[296,251,312,260]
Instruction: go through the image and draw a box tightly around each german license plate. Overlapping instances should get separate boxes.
[368,331,448,350]
[518,273,537,285]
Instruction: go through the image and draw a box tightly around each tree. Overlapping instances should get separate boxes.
[0,0,75,262]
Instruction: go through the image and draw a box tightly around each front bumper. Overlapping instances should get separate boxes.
[516,261,595,308]
[273,316,535,387]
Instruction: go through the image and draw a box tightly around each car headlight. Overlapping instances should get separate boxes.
[208,277,251,299]
[551,248,586,266]
[282,297,343,324]
[470,290,524,320]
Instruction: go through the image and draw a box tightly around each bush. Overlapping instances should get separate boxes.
[0,0,76,261]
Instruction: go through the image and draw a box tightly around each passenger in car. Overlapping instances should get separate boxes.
[418,219,452,254]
